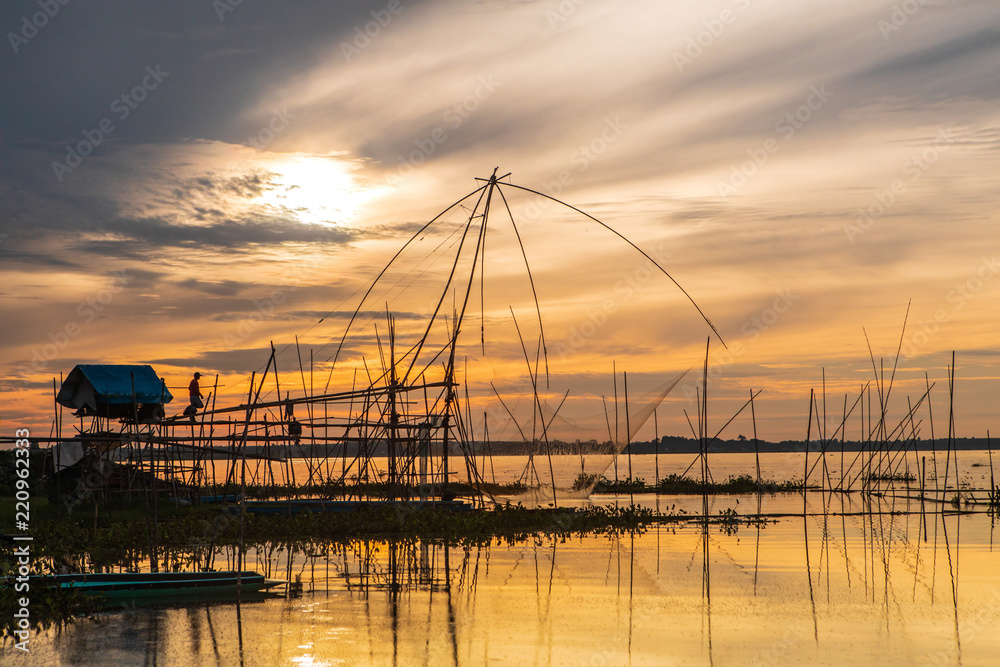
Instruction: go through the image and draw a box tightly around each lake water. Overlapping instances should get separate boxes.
[176,449,998,499]
[5,454,1000,666]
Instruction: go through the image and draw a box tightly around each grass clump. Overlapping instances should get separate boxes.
[657,473,801,495]
[592,476,648,493]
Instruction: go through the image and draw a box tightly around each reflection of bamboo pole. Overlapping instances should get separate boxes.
[940,511,961,656]
[803,513,819,644]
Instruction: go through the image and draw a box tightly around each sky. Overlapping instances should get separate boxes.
[1,0,999,443]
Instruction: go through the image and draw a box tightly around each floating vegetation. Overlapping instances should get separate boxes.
[571,473,601,492]
[590,474,802,495]
[182,477,531,503]
[14,500,680,564]
[592,476,648,493]
[656,473,801,495]
[714,507,747,535]
[862,471,917,483]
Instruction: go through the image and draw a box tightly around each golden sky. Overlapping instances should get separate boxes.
[1,0,999,441]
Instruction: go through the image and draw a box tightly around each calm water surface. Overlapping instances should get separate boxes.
[5,454,1000,666]
[185,449,997,495]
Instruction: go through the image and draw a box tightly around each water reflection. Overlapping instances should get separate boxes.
[7,495,1000,666]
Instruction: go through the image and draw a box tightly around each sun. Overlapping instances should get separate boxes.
[256,153,382,226]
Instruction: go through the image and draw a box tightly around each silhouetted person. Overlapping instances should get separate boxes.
[189,372,204,410]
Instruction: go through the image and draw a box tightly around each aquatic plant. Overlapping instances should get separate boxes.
[592,476,647,493]
[656,473,801,495]
[862,471,916,483]
[570,472,601,492]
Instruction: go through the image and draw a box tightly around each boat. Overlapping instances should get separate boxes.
[35,570,284,603]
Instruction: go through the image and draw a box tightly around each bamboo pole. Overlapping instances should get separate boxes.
[751,389,761,488]
[625,371,634,502]
[654,408,660,489]
[804,388,814,492]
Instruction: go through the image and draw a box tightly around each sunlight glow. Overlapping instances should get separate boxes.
[257,153,379,225]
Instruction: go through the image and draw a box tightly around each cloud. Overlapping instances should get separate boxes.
[81,215,356,255]
[0,140,363,274]
[3,0,1000,439]
[147,347,277,375]
[147,343,367,378]
[175,278,248,297]
[267,310,428,323]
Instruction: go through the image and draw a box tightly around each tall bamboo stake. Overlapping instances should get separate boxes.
[613,361,620,484]
[654,408,660,488]
[804,388,814,494]
[751,389,761,488]
[625,371,632,486]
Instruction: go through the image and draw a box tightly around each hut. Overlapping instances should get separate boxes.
[56,364,173,421]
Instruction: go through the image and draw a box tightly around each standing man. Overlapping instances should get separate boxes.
[189,372,205,410]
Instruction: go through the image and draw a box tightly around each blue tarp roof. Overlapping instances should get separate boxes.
[56,365,173,410]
